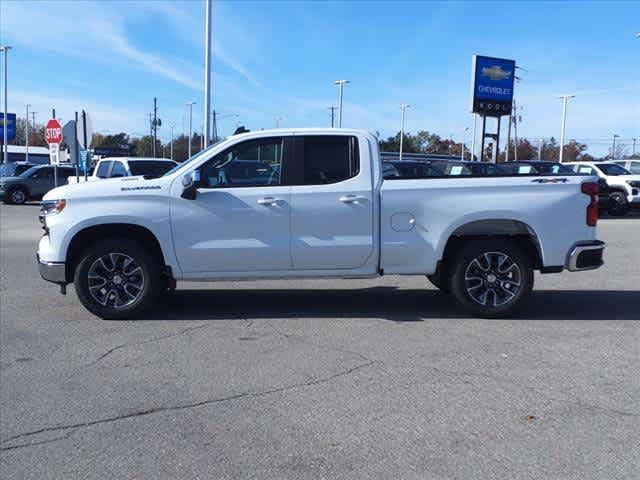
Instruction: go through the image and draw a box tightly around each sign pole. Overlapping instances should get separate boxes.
[74,111,79,183]
[471,114,477,161]
[480,115,487,162]
[52,109,58,187]
[82,110,88,181]
[495,115,501,163]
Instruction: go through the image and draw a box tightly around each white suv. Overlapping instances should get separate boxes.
[565,161,640,216]
[613,159,640,175]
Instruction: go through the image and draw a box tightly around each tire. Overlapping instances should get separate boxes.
[607,191,629,217]
[427,273,449,293]
[7,187,28,205]
[447,238,534,318]
[73,238,163,319]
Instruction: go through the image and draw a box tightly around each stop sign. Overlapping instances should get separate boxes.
[45,119,63,145]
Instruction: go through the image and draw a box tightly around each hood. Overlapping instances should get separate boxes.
[43,175,171,201]
[0,176,24,184]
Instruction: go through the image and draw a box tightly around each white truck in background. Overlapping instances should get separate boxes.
[37,128,605,319]
[67,157,177,184]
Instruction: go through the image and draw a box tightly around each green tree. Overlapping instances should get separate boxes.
[9,117,46,147]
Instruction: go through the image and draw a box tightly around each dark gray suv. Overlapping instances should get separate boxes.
[0,165,76,204]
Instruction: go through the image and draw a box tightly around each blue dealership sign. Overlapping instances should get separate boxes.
[471,55,515,116]
[0,113,17,141]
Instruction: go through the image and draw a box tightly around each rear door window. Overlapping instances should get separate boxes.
[301,136,358,184]
[129,161,176,178]
[95,161,113,178]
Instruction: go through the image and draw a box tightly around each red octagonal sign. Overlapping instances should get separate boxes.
[45,119,63,145]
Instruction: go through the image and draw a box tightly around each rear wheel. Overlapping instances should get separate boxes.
[7,187,28,205]
[73,238,163,319]
[448,239,533,318]
[607,191,629,216]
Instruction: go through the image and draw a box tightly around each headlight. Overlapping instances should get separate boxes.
[40,199,66,216]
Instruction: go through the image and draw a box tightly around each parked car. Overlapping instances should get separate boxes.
[499,161,575,176]
[68,157,178,183]
[37,128,604,319]
[612,159,640,175]
[0,162,37,178]
[382,160,445,179]
[1,165,77,204]
[565,161,640,216]
[431,160,507,176]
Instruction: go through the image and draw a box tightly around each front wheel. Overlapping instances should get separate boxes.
[607,191,629,217]
[448,239,534,318]
[73,238,163,319]
[7,187,28,205]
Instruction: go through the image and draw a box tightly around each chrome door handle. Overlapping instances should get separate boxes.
[257,197,282,206]
[339,195,365,204]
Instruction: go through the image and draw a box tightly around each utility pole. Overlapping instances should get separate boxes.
[538,138,543,161]
[334,80,349,128]
[633,138,637,157]
[556,94,575,163]
[461,127,469,161]
[513,99,519,161]
[186,101,196,159]
[212,109,217,142]
[505,112,512,162]
[1,46,11,164]
[152,97,158,157]
[25,104,30,163]
[328,106,336,128]
[203,0,212,147]
[170,124,175,161]
[471,114,477,161]
[399,103,410,161]
[612,134,619,159]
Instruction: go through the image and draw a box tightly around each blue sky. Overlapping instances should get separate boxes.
[1,0,638,156]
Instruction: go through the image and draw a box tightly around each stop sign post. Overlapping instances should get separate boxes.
[45,118,63,186]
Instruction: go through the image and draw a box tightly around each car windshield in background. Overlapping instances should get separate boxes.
[596,163,631,176]
[19,166,42,178]
[129,161,177,178]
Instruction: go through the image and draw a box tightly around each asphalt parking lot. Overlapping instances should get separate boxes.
[1,203,639,480]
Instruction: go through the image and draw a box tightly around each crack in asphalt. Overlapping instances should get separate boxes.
[1,360,376,451]
[85,323,211,367]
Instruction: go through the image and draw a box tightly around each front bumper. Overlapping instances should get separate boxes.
[37,254,67,284]
[566,241,605,272]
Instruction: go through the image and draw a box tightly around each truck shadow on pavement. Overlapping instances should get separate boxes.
[144,288,640,322]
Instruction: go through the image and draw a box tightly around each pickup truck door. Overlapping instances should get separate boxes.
[27,166,54,197]
[171,136,292,274]
[289,135,374,270]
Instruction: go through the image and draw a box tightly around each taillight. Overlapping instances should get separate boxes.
[581,182,598,227]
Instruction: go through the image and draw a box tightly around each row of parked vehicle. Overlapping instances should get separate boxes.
[0,158,177,205]
[382,154,640,217]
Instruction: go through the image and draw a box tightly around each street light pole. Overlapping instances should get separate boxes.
[461,127,469,160]
[170,124,175,161]
[186,101,196,159]
[399,104,410,161]
[25,104,31,163]
[334,80,349,128]
[612,134,619,159]
[328,106,336,128]
[556,94,575,163]
[1,46,11,164]
[538,138,543,161]
[274,116,281,128]
[203,0,212,147]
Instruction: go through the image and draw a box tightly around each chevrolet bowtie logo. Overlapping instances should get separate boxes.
[480,65,511,81]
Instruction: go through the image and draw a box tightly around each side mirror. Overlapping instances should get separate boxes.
[181,170,200,200]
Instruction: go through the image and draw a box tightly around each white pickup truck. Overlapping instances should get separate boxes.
[37,128,605,319]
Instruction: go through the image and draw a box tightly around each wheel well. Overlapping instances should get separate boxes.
[438,220,543,277]
[66,223,166,282]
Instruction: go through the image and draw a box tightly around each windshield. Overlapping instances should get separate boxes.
[162,141,223,177]
[19,166,42,178]
[596,163,631,176]
[129,161,177,178]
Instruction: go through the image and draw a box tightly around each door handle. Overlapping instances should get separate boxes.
[257,197,282,206]
[339,194,365,204]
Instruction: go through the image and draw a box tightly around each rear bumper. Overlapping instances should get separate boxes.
[566,241,605,272]
[37,254,67,284]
